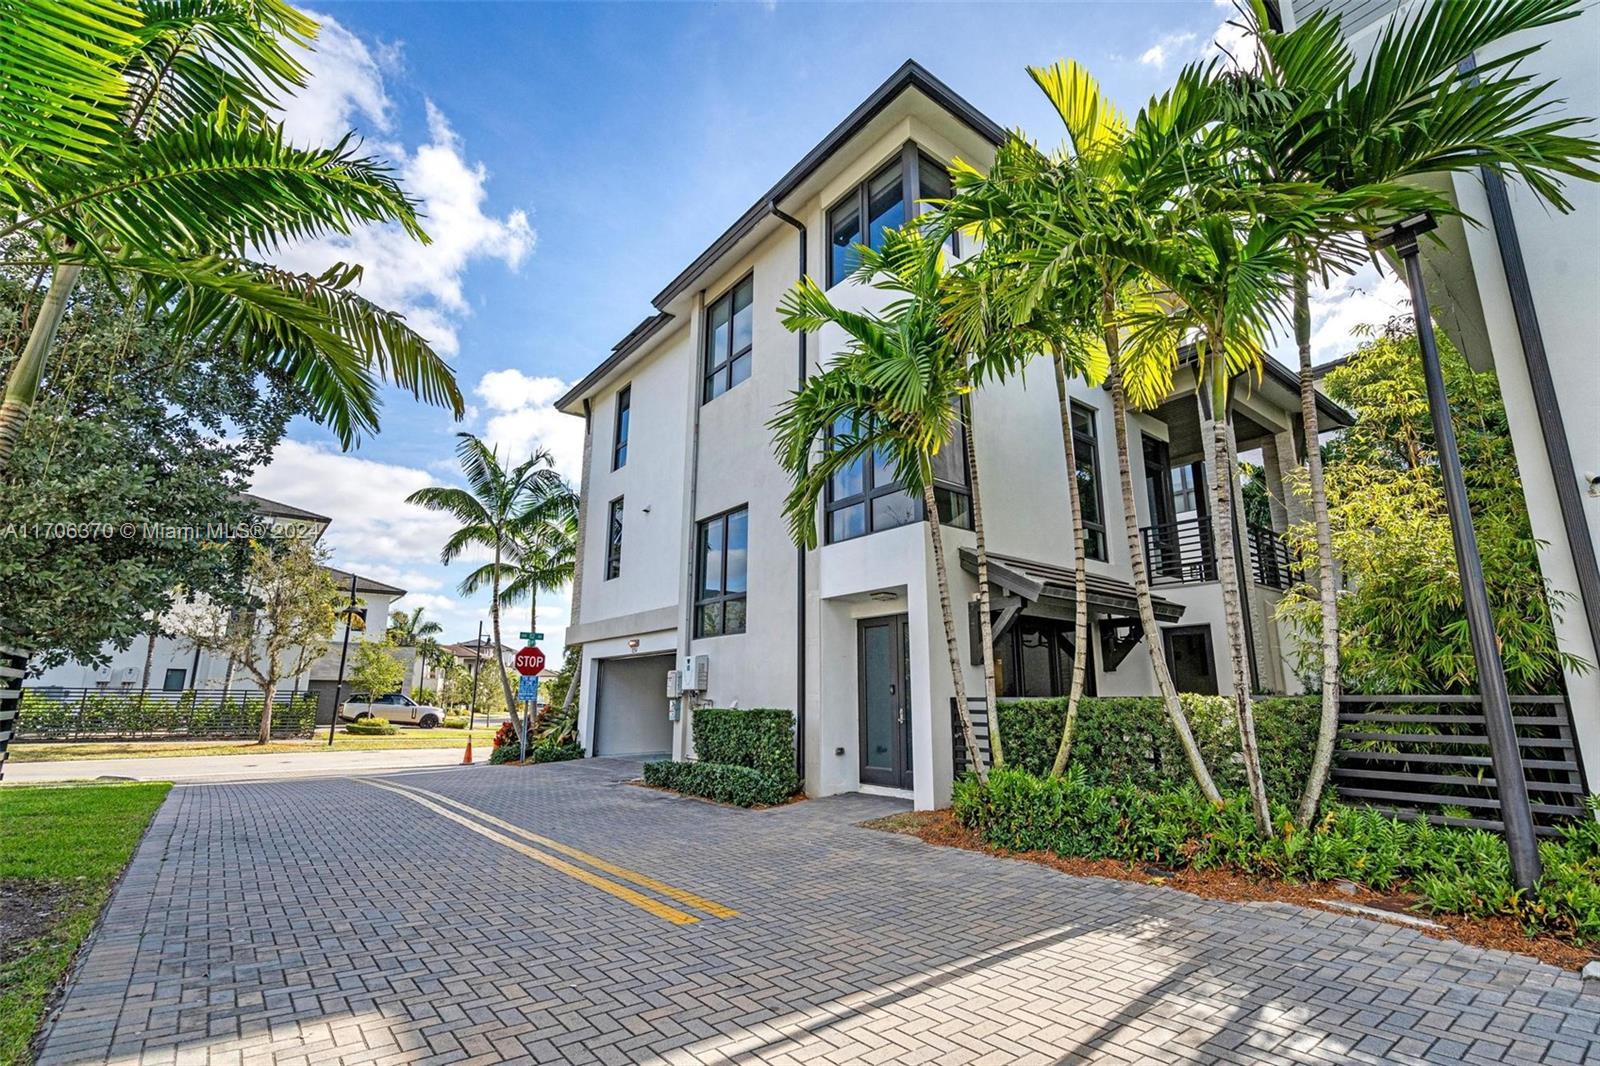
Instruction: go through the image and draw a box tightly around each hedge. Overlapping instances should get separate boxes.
[18,689,319,740]
[994,694,1318,805]
[344,717,396,736]
[954,767,1600,944]
[692,707,797,791]
[488,734,585,765]
[643,760,793,808]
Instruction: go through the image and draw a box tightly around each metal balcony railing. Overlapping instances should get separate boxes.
[1141,516,1298,591]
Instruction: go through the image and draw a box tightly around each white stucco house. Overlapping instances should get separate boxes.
[556,61,1350,810]
[1277,0,1600,796]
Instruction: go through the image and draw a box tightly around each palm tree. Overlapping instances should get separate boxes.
[407,434,560,748]
[501,472,579,653]
[388,605,445,693]
[1232,0,1600,825]
[939,61,1226,800]
[0,0,463,476]
[771,225,988,783]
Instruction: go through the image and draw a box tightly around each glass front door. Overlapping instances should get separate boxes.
[858,614,913,789]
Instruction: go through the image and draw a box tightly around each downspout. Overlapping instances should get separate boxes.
[772,202,808,785]
[1460,55,1600,691]
[676,291,707,758]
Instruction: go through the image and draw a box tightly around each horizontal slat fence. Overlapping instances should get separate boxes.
[1333,694,1588,837]
[17,687,318,741]
[0,647,24,780]
[950,697,991,777]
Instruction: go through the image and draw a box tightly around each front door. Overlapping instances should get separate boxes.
[858,614,913,789]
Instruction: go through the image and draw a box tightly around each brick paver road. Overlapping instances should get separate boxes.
[36,759,1600,1065]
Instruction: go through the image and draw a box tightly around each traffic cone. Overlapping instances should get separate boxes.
[462,737,473,765]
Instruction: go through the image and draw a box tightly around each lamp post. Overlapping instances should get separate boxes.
[468,619,483,733]
[327,573,358,747]
[1374,212,1541,889]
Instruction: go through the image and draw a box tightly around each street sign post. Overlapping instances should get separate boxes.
[519,631,545,643]
[514,645,545,676]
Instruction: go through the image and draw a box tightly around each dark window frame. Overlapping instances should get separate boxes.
[1072,401,1108,562]
[702,274,754,403]
[1162,624,1218,695]
[161,668,186,692]
[826,142,957,288]
[611,384,630,470]
[995,616,1097,699]
[823,404,973,545]
[694,505,749,638]
[605,496,624,580]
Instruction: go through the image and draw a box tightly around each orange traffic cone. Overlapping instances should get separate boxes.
[462,737,473,765]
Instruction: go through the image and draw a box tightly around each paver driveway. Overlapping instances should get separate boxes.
[36,759,1600,1065]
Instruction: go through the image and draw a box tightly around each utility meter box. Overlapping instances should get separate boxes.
[665,670,683,699]
[681,654,709,692]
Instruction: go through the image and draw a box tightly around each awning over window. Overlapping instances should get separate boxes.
[957,547,1186,623]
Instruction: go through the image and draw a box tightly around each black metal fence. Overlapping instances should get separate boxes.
[16,687,319,741]
[950,697,991,777]
[1141,516,1298,591]
[0,647,23,779]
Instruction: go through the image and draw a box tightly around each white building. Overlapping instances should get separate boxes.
[558,62,1347,809]
[31,493,413,724]
[1277,0,1600,793]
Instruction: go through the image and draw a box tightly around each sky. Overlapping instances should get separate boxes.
[249,0,1411,654]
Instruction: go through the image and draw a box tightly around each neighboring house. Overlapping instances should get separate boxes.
[1277,0,1600,798]
[30,493,411,726]
[557,61,1351,810]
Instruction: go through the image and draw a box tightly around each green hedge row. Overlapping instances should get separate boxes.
[488,735,585,765]
[994,695,1319,805]
[955,768,1600,944]
[642,760,793,807]
[19,690,318,740]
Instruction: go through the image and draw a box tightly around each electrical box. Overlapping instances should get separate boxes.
[665,669,683,699]
[681,654,709,692]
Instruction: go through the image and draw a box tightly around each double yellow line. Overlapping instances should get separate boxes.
[363,779,737,926]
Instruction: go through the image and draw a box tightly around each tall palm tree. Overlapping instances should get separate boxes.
[388,605,445,693]
[0,0,463,475]
[771,226,988,783]
[407,434,558,748]
[939,61,1226,800]
[1232,0,1600,824]
[501,471,579,650]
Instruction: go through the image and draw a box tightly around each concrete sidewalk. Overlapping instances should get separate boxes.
[1,745,472,785]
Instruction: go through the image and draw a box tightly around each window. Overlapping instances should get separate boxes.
[1071,402,1107,561]
[605,497,624,579]
[824,405,972,544]
[162,668,186,691]
[1163,625,1218,695]
[827,145,956,287]
[612,385,630,470]
[1170,462,1202,515]
[695,507,748,637]
[703,276,754,402]
[994,618,1095,699]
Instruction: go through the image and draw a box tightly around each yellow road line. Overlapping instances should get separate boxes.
[384,780,739,920]
[360,780,700,925]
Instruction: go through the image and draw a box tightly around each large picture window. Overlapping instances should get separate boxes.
[1071,402,1107,561]
[994,617,1096,699]
[605,496,624,580]
[827,145,956,287]
[824,406,972,544]
[611,384,630,470]
[703,275,754,402]
[695,506,748,637]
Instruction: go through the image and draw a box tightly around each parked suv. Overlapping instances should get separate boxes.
[339,692,446,729]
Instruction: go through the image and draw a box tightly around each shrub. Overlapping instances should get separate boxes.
[344,717,396,736]
[692,707,797,792]
[529,739,584,764]
[487,725,584,765]
[994,695,1318,805]
[642,760,792,807]
[954,769,1600,943]
[441,715,469,729]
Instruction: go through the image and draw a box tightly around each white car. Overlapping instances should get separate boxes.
[340,693,447,729]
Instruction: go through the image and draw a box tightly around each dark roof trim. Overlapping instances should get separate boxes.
[324,567,406,598]
[1176,345,1354,428]
[556,311,674,412]
[958,548,1186,623]
[236,491,330,525]
[650,59,1005,311]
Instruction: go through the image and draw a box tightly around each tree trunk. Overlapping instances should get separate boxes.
[1293,269,1342,826]
[141,626,159,690]
[1203,357,1273,835]
[258,680,275,744]
[923,478,986,785]
[0,264,82,476]
[491,546,524,756]
[1103,298,1222,802]
[1050,350,1091,777]
[963,395,1003,770]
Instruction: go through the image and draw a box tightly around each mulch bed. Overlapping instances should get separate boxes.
[0,879,75,967]
[861,809,1598,972]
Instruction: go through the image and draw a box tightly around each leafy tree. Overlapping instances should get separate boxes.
[1279,320,1584,695]
[0,0,463,477]
[170,537,337,742]
[0,262,308,667]
[348,639,405,701]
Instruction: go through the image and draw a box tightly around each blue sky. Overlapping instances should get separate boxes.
[249,0,1409,652]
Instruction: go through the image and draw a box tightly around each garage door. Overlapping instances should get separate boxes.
[594,654,675,758]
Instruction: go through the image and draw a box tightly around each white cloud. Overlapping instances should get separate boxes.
[269,13,534,357]
[1307,265,1412,364]
[1206,2,1261,73]
[1140,32,1197,70]
[474,369,586,482]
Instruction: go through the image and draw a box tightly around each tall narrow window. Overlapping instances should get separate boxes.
[695,506,748,637]
[917,154,957,256]
[703,276,754,402]
[823,402,971,544]
[605,497,624,579]
[1071,402,1107,561]
[612,385,631,470]
[828,148,955,287]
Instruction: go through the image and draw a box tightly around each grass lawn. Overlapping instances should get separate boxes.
[0,782,171,1065]
[10,726,505,762]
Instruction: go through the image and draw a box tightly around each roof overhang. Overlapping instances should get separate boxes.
[958,547,1186,623]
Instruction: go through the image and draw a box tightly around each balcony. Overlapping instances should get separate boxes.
[1141,516,1298,591]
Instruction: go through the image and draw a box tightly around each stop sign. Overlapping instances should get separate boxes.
[514,645,545,676]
